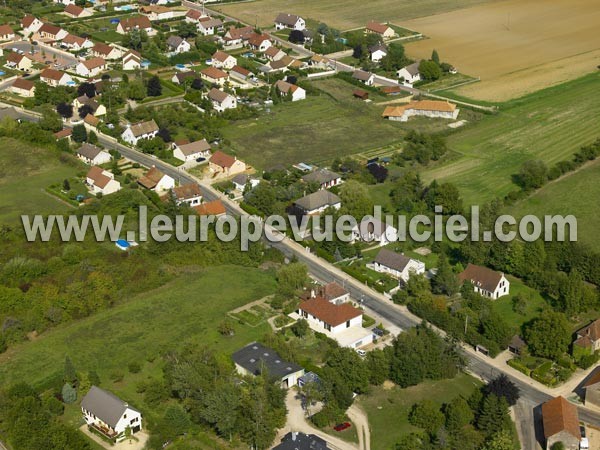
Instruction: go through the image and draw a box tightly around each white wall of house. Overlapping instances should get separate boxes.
[154,175,175,192]
[371,259,425,282]
[397,68,421,86]
[212,95,237,112]
[82,406,142,436]
[290,87,306,101]
[121,128,158,145]
[78,151,111,165]
[472,275,510,299]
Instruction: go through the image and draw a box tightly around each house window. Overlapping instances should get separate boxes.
[346,320,350,328]
[123,414,127,419]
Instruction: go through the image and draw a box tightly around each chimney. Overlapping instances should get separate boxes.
[310,288,315,298]
[292,432,297,441]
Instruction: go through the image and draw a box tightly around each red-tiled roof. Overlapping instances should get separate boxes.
[458,263,503,293]
[209,150,236,169]
[541,396,580,440]
[299,296,362,327]
[194,199,226,216]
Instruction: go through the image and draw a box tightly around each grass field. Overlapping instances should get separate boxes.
[215,0,495,30]
[401,0,600,101]
[507,158,600,252]
[420,72,600,205]
[221,78,453,170]
[359,373,481,449]
[0,137,81,225]
[0,266,276,389]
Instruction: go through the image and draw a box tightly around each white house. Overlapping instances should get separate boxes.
[209,151,246,177]
[92,43,122,60]
[352,217,398,246]
[264,46,286,62]
[21,15,44,35]
[64,4,92,18]
[81,386,142,440]
[5,53,33,71]
[274,13,305,31]
[397,61,421,86]
[366,20,395,39]
[116,16,154,36]
[232,342,305,388]
[369,44,387,62]
[207,88,237,112]
[185,9,206,24]
[54,0,75,5]
[166,35,191,54]
[274,79,306,101]
[10,78,35,97]
[459,263,510,299]
[172,139,211,162]
[352,69,374,86]
[36,23,68,41]
[294,191,341,215]
[298,296,373,349]
[247,33,272,52]
[0,25,15,41]
[382,100,459,122]
[140,5,174,21]
[39,68,73,86]
[196,17,222,36]
[76,57,107,78]
[211,50,237,70]
[164,183,202,207]
[122,50,141,71]
[77,143,111,165]
[370,248,425,283]
[301,168,342,190]
[232,174,260,191]
[62,34,94,50]
[121,120,159,145]
[200,66,228,86]
[86,166,121,195]
[137,166,175,192]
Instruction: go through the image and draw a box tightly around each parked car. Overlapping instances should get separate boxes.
[356,349,366,357]
[372,327,384,337]
[195,157,206,163]
[334,422,351,432]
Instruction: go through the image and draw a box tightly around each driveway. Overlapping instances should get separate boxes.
[279,389,358,450]
[347,404,370,450]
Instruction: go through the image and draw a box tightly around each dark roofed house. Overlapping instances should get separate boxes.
[371,248,425,282]
[352,69,374,86]
[76,143,111,165]
[301,168,342,190]
[274,13,305,31]
[294,191,341,215]
[232,342,304,388]
[541,396,580,450]
[173,139,211,162]
[459,263,510,299]
[81,386,142,439]
[171,70,200,85]
[574,318,600,354]
[273,432,329,450]
[163,183,202,207]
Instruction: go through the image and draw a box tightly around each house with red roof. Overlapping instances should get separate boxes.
[10,78,35,97]
[365,20,395,39]
[0,25,15,41]
[193,199,226,216]
[86,166,121,196]
[208,150,246,177]
[541,396,581,450]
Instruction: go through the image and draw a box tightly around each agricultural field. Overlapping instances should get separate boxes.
[401,0,600,101]
[215,0,495,30]
[420,72,600,206]
[507,158,600,252]
[0,137,82,226]
[359,373,481,450]
[221,78,456,170]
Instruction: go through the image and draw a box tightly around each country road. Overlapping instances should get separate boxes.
[0,104,596,449]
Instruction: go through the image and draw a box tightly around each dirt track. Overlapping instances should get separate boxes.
[401,0,600,101]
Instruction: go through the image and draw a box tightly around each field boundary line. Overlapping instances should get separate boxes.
[429,77,481,93]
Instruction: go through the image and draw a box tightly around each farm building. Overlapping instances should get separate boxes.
[382,100,459,122]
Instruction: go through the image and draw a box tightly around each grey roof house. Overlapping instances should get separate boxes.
[294,191,341,215]
[81,386,142,439]
[232,342,304,388]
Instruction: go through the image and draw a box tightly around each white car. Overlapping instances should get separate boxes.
[356,349,366,357]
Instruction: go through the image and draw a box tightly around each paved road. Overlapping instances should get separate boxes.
[2,41,78,69]
[4,105,600,444]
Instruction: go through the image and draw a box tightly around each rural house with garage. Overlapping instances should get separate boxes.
[274,13,306,31]
[81,386,142,441]
[163,183,202,207]
[232,342,305,388]
[541,396,581,450]
[209,151,246,177]
[459,263,510,299]
[173,139,211,162]
[76,143,111,165]
[86,166,121,196]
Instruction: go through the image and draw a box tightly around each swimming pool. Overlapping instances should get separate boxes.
[115,4,135,11]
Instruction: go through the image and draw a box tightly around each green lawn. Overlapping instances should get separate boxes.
[0,137,82,225]
[420,72,600,205]
[489,276,547,332]
[0,266,276,389]
[359,373,482,449]
[221,78,451,170]
[507,158,600,252]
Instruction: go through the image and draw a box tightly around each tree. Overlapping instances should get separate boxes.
[517,160,548,189]
[484,374,520,406]
[157,128,172,143]
[481,430,513,450]
[191,78,204,90]
[409,400,445,435]
[276,262,308,296]
[88,130,98,145]
[72,124,87,143]
[147,75,162,97]
[62,179,70,192]
[431,49,440,65]
[217,319,235,336]
[512,293,527,314]
[290,319,309,337]
[419,60,442,81]
[127,81,146,100]
[56,102,73,119]
[38,106,62,132]
[78,104,94,119]
[477,394,510,437]
[64,356,77,384]
[444,396,474,431]
[161,405,191,437]
[380,43,409,71]
[77,82,96,98]
[431,252,459,296]
[177,21,198,38]
[524,311,571,360]
[339,180,374,218]
[289,29,305,44]
[61,383,77,404]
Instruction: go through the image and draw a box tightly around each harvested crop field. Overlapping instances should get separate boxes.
[215,0,496,31]
[401,0,600,101]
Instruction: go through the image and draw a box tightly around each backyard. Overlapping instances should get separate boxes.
[0,137,82,225]
[359,373,481,449]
